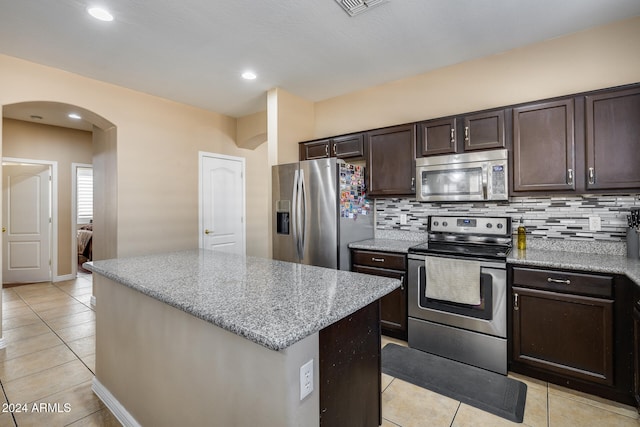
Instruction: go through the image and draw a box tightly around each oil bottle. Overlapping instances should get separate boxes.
[517,217,526,250]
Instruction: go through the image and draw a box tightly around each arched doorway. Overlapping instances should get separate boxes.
[1,101,117,298]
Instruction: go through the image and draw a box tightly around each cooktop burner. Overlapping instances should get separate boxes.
[409,241,512,260]
[409,215,513,261]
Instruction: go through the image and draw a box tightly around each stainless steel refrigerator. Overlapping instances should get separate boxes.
[272,158,374,270]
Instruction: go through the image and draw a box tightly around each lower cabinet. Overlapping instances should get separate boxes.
[509,265,636,405]
[634,297,640,412]
[351,249,407,340]
[319,301,381,427]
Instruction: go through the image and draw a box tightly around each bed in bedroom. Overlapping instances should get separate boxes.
[77,223,93,268]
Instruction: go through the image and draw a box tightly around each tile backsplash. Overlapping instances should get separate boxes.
[375,194,640,242]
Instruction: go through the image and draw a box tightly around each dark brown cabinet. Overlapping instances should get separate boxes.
[416,117,457,156]
[463,109,506,151]
[512,99,576,192]
[634,297,640,412]
[319,301,381,427]
[351,249,407,340]
[300,139,331,160]
[416,110,505,157]
[511,267,614,385]
[365,124,416,197]
[332,133,364,159]
[585,86,640,190]
[299,133,364,161]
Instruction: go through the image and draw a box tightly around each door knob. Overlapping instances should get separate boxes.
[2,227,5,233]
[205,229,212,235]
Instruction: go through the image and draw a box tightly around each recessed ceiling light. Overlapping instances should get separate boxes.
[68,113,82,120]
[30,115,43,120]
[241,71,257,80]
[87,7,114,22]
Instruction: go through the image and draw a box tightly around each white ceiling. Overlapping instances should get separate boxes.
[1,0,639,126]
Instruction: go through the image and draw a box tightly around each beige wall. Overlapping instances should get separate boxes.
[313,16,640,138]
[2,119,93,276]
[1,16,638,267]
[0,54,270,261]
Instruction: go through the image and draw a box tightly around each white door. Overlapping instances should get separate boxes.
[2,164,52,283]
[200,153,246,255]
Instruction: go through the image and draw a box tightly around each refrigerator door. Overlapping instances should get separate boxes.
[272,162,300,263]
[299,158,338,269]
[337,163,374,270]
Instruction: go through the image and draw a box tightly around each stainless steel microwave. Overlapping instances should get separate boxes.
[416,149,508,202]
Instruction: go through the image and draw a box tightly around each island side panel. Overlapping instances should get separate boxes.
[93,274,320,427]
[319,300,381,427]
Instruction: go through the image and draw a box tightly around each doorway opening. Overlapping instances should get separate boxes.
[73,164,93,274]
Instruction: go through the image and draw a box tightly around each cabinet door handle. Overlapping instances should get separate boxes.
[547,277,571,285]
[588,167,595,184]
[332,143,337,156]
[371,257,385,262]
[464,126,470,143]
[567,168,573,185]
[450,128,455,144]
[325,144,329,157]
[399,275,404,291]
[411,177,415,190]
[514,293,519,311]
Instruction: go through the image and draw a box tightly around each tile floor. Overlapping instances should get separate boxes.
[0,272,119,427]
[380,336,640,427]
[0,274,638,426]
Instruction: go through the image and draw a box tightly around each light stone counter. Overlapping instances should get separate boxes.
[348,238,420,254]
[85,249,400,351]
[86,249,400,427]
[508,248,640,288]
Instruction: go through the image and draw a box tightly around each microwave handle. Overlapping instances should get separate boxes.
[482,166,488,199]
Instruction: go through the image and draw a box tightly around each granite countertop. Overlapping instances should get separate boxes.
[352,237,640,288]
[85,249,400,351]
[348,238,420,254]
[508,248,640,287]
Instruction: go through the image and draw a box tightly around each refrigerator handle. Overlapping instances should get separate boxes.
[292,169,300,259]
[298,169,307,258]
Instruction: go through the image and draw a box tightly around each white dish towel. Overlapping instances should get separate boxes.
[425,256,481,305]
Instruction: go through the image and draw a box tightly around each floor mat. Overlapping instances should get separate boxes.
[382,343,527,423]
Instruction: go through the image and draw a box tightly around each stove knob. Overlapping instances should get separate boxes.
[442,221,448,227]
[433,221,439,226]
[486,223,493,228]
[497,223,503,229]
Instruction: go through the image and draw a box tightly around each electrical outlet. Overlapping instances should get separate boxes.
[300,359,313,400]
[400,214,408,225]
[589,216,601,231]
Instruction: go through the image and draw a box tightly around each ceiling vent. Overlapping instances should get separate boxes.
[335,0,388,17]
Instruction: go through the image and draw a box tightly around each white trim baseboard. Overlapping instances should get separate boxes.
[92,377,141,427]
[54,273,75,283]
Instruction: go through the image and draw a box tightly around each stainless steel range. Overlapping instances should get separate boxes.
[408,215,512,374]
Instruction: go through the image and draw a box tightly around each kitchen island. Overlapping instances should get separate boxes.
[85,249,400,427]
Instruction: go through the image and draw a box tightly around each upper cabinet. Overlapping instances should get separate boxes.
[299,139,332,160]
[512,99,576,192]
[299,133,364,161]
[365,124,416,197]
[512,84,640,194]
[416,109,506,157]
[416,118,457,156]
[463,110,506,151]
[585,86,640,190]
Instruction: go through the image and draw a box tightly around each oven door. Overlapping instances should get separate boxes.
[408,255,507,338]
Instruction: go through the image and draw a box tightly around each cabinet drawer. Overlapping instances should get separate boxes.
[512,267,612,299]
[351,250,406,270]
